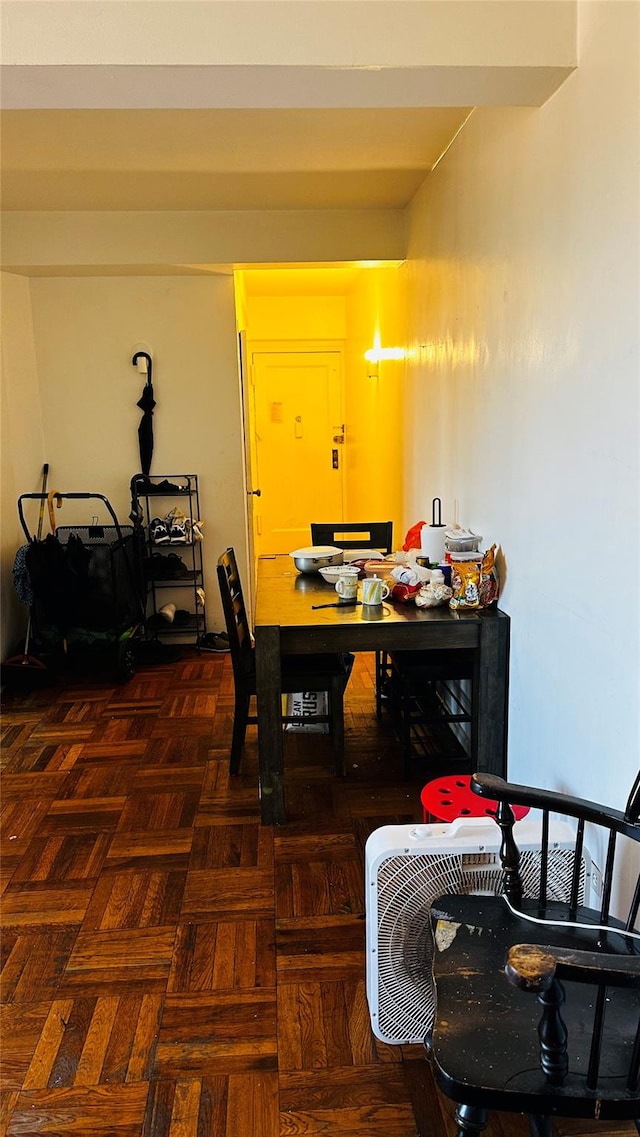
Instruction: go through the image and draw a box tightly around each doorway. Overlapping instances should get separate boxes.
[248,348,345,556]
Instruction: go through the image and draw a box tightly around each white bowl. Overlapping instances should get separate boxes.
[318,564,359,584]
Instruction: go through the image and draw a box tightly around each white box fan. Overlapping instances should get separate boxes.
[365,816,590,1045]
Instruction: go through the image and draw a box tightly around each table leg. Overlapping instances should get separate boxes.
[475,615,510,777]
[254,623,286,825]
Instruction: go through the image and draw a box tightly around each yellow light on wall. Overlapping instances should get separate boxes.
[364,333,406,377]
[364,346,406,362]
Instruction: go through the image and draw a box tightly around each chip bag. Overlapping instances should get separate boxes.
[449,559,482,610]
[449,544,500,610]
[478,544,500,608]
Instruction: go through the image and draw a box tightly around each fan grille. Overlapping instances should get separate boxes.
[372,847,583,1044]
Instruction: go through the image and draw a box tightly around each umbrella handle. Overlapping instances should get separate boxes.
[47,490,62,534]
[132,351,153,386]
[36,463,49,541]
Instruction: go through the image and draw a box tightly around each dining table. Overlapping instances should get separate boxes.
[253,555,510,825]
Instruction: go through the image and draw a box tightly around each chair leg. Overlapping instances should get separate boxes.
[402,684,413,779]
[230,691,250,775]
[330,674,346,778]
[527,1117,553,1137]
[375,650,384,719]
[454,1105,489,1137]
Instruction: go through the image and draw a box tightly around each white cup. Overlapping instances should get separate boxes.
[335,567,359,600]
[361,575,390,606]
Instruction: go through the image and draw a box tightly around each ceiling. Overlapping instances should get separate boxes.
[0,106,472,212]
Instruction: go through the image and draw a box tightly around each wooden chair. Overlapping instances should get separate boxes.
[216,547,351,777]
[310,521,393,557]
[426,771,640,1137]
[310,521,393,719]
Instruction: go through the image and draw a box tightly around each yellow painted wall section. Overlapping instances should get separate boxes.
[344,267,406,549]
[244,273,405,548]
[245,295,346,341]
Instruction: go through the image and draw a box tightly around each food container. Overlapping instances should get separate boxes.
[362,559,397,578]
[444,527,482,554]
[289,546,344,573]
[444,550,483,564]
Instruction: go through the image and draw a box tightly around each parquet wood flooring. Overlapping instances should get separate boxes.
[0,652,634,1137]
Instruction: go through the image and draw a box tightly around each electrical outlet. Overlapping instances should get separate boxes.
[591,864,603,897]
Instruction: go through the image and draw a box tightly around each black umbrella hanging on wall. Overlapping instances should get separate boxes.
[132,351,155,476]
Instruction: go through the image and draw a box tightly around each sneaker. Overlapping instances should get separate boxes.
[164,507,189,544]
[164,553,189,578]
[149,517,170,544]
[169,520,187,544]
[147,479,188,495]
[197,633,230,653]
[186,519,204,542]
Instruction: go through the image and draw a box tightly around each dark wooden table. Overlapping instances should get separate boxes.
[253,555,510,825]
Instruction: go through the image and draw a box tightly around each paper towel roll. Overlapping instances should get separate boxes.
[420,524,446,564]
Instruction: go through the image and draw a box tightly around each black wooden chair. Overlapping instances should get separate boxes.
[310,521,393,558]
[310,521,393,719]
[426,771,640,1137]
[217,547,351,777]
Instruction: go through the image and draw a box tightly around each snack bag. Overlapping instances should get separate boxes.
[479,544,500,608]
[415,580,452,608]
[449,560,482,610]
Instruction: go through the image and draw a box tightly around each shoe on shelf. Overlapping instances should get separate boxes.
[186,519,204,542]
[169,520,188,544]
[164,553,189,577]
[147,479,188,495]
[149,517,171,545]
[144,553,189,580]
[197,633,230,653]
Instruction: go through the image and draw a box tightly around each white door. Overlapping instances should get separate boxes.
[250,350,344,555]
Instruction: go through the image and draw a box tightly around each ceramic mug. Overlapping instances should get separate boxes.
[361,575,390,606]
[335,567,359,600]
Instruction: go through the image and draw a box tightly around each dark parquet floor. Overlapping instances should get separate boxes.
[0,650,634,1136]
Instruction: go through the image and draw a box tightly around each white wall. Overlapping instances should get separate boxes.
[0,272,47,659]
[404,0,639,814]
[21,274,246,635]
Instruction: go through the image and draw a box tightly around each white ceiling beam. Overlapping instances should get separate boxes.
[1,63,574,110]
[1,208,407,272]
[1,1,576,108]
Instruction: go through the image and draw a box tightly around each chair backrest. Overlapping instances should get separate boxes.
[473,772,640,928]
[473,771,640,1099]
[310,521,393,555]
[216,547,254,682]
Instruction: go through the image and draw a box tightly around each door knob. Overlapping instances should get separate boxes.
[247,489,261,497]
